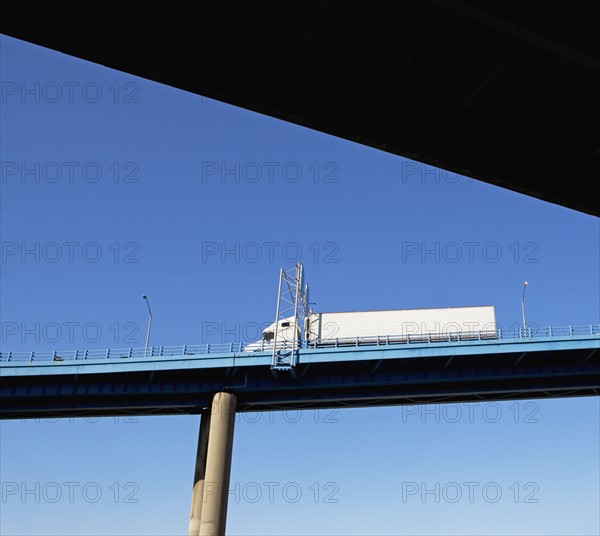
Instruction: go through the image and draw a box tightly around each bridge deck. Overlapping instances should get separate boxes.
[1,326,598,419]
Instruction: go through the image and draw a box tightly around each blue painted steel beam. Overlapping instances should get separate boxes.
[1,334,598,419]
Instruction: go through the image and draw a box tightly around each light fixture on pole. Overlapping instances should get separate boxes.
[143,294,152,357]
[521,281,528,337]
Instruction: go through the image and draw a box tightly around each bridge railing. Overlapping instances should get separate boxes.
[1,325,598,363]
[306,325,600,348]
[0,342,245,363]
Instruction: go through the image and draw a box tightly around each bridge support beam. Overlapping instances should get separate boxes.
[197,392,237,536]
[188,408,211,535]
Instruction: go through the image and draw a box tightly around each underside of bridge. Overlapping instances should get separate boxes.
[2,2,598,216]
[2,341,598,419]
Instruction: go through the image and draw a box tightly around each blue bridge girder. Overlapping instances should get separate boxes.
[1,327,598,419]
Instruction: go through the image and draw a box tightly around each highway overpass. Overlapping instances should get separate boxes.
[2,2,598,217]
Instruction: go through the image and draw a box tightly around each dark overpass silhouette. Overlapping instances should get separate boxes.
[2,2,598,216]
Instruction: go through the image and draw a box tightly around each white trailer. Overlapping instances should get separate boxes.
[244,305,497,351]
[309,306,496,339]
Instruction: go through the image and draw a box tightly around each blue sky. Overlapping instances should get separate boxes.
[1,34,599,535]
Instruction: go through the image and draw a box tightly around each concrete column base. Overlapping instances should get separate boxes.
[188,408,211,535]
[198,392,237,536]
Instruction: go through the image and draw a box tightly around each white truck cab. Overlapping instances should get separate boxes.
[243,316,301,352]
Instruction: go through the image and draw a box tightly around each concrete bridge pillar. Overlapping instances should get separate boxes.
[189,392,237,536]
[188,408,211,535]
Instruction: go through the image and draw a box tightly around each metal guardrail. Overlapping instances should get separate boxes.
[0,343,245,363]
[0,325,598,363]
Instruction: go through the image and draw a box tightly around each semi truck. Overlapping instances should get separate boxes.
[244,305,497,351]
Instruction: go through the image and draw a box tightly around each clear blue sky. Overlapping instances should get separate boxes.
[1,34,598,536]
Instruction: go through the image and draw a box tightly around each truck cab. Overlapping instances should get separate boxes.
[243,316,301,352]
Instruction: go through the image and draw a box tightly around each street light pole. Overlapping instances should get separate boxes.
[521,281,528,337]
[143,294,152,357]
